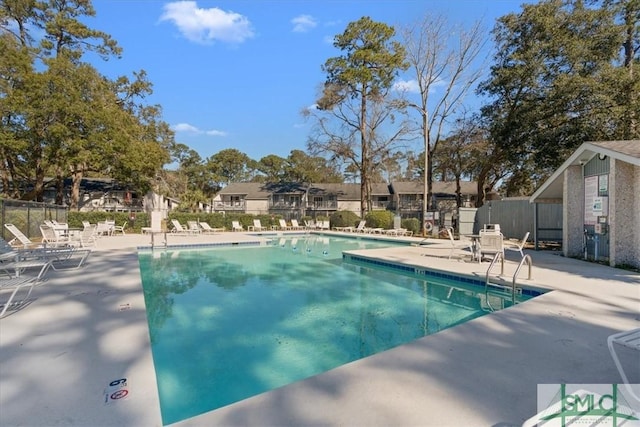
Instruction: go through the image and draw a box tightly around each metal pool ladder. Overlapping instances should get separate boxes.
[484,252,532,310]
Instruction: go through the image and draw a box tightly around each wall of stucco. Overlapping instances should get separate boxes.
[564,164,584,258]
[245,200,269,215]
[611,161,640,268]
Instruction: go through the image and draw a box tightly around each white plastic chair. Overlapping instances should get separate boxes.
[505,232,530,258]
[186,221,202,234]
[231,221,244,232]
[479,230,504,262]
[112,221,127,235]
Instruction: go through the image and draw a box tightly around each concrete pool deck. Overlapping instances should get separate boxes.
[0,231,638,426]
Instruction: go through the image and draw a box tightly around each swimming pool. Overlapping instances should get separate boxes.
[138,235,531,425]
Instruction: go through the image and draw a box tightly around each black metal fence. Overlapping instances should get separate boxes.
[0,198,68,242]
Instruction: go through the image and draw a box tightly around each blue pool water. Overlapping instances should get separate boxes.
[138,235,530,425]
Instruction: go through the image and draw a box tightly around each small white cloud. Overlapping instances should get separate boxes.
[173,123,201,133]
[393,79,420,93]
[291,15,317,33]
[394,78,446,94]
[173,123,227,137]
[205,130,228,137]
[160,1,254,45]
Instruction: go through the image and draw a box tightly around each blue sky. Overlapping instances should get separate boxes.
[86,1,527,163]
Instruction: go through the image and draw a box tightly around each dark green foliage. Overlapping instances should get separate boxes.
[365,210,394,229]
[68,211,148,233]
[329,210,361,228]
[401,217,420,235]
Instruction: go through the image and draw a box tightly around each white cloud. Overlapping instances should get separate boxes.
[393,79,420,93]
[173,123,227,136]
[291,15,317,33]
[393,78,446,94]
[173,123,201,133]
[205,129,228,137]
[160,1,254,45]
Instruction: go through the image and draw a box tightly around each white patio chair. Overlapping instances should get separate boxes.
[504,232,530,258]
[112,221,127,235]
[186,221,202,234]
[479,230,504,262]
[231,221,244,232]
[95,221,112,237]
[40,224,72,247]
[70,225,97,248]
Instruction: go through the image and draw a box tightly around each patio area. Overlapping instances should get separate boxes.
[1,231,638,426]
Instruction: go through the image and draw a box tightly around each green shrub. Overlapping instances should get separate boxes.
[329,210,361,228]
[68,211,148,233]
[402,217,420,235]
[365,210,394,229]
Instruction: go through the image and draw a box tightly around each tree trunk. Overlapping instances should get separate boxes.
[70,169,83,210]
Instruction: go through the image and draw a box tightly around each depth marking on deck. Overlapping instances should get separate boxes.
[118,303,131,311]
[104,378,130,404]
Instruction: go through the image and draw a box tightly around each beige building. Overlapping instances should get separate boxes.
[531,140,640,269]
[214,181,479,220]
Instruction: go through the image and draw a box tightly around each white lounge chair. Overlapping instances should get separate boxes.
[278,219,291,230]
[170,219,195,235]
[351,220,367,233]
[4,223,40,248]
[290,219,304,230]
[1,237,90,271]
[231,221,244,232]
[504,232,530,258]
[445,227,474,261]
[248,219,265,232]
[317,220,330,230]
[0,255,53,318]
[198,221,223,234]
[385,228,411,237]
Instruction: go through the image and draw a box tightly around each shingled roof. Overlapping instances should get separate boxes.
[218,181,474,199]
[390,181,478,196]
[531,140,640,202]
